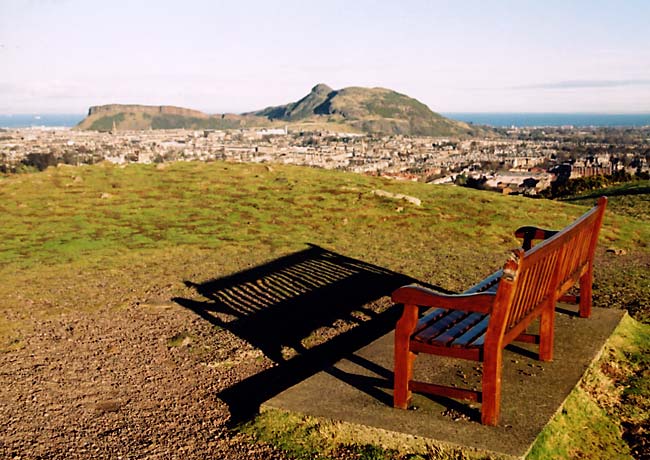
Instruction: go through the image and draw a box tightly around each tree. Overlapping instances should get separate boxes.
[22,153,58,171]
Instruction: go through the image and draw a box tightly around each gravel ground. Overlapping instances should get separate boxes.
[0,301,292,460]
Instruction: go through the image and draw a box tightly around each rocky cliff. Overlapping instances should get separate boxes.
[87,104,209,118]
[76,104,269,131]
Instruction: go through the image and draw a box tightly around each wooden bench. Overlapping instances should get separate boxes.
[392,197,607,425]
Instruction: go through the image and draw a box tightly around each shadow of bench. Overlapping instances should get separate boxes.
[174,244,434,422]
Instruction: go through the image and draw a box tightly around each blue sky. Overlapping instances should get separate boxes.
[1,0,649,114]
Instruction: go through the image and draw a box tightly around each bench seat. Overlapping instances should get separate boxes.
[414,309,488,349]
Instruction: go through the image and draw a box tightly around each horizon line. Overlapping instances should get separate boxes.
[3,110,650,116]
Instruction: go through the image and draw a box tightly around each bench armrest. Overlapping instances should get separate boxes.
[514,226,559,251]
[392,284,495,314]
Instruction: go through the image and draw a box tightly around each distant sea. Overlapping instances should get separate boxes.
[0,114,84,128]
[2,112,650,129]
[443,112,650,128]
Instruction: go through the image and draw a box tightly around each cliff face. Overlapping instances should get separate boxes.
[77,104,273,131]
[87,105,209,119]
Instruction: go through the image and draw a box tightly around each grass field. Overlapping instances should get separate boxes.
[1,162,648,458]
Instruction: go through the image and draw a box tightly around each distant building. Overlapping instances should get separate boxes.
[256,127,287,136]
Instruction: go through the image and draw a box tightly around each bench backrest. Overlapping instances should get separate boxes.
[486,197,607,348]
[551,196,607,296]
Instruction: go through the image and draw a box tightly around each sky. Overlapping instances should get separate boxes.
[1,0,650,114]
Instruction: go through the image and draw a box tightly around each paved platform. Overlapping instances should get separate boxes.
[262,306,625,459]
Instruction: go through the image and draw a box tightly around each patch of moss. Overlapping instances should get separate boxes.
[528,387,631,459]
[167,331,191,348]
[528,314,650,459]
[242,409,495,460]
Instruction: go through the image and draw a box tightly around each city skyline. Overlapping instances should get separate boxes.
[1,0,650,114]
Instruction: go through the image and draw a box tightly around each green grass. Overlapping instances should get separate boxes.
[88,113,125,131]
[529,314,650,459]
[561,179,650,218]
[167,331,192,347]
[528,386,631,459]
[150,114,246,129]
[2,162,648,338]
[80,111,272,131]
[242,410,494,460]
[561,180,650,322]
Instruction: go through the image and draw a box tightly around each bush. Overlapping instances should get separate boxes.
[21,153,58,171]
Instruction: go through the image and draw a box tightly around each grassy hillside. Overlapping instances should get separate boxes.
[321,86,477,136]
[5,163,647,326]
[563,180,650,222]
[252,84,484,137]
[1,163,648,458]
[561,180,650,323]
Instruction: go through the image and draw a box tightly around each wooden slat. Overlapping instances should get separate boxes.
[465,270,502,294]
[471,332,486,348]
[451,315,490,347]
[410,380,481,402]
[559,294,578,304]
[435,312,486,345]
[413,308,447,335]
[413,310,468,343]
[514,332,539,344]
[503,301,548,344]
[410,341,481,360]
[392,285,495,313]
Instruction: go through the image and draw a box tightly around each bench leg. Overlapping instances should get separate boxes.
[481,348,502,426]
[578,267,593,318]
[394,304,418,409]
[539,305,555,361]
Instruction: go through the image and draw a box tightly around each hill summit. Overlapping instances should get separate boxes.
[252,84,334,121]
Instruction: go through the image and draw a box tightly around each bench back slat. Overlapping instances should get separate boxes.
[530,196,607,298]
[487,197,607,346]
[503,248,559,332]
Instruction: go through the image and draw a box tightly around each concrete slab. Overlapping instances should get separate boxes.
[262,306,625,459]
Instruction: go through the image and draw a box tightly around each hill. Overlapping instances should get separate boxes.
[0,163,647,458]
[76,85,485,136]
[250,83,481,137]
[76,104,272,131]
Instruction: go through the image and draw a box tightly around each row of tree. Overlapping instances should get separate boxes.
[541,170,649,198]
